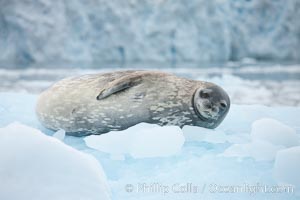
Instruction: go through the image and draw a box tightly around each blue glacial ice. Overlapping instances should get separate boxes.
[274,146,300,190]
[0,122,111,200]
[0,0,300,67]
[222,118,299,161]
[0,92,299,200]
[85,123,184,160]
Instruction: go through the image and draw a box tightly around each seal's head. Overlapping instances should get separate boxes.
[193,84,230,128]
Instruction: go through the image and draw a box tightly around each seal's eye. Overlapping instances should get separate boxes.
[200,90,210,98]
[220,102,227,109]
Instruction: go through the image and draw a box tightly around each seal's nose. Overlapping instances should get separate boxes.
[212,106,219,114]
[204,103,212,109]
[202,102,219,118]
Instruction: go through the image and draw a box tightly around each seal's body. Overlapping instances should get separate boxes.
[36,70,230,136]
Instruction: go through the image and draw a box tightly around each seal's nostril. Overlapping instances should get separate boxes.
[206,104,212,109]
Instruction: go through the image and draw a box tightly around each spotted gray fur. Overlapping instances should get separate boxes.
[36,70,230,136]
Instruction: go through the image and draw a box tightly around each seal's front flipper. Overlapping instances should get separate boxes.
[96,73,143,100]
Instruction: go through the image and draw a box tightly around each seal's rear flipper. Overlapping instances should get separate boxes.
[96,73,143,100]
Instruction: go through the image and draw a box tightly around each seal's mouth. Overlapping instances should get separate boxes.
[193,103,217,123]
[202,111,214,119]
[197,112,211,121]
[199,110,218,122]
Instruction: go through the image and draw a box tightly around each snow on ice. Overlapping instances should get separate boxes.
[0,122,111,200]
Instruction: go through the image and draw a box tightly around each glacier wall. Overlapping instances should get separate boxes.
[0,0,300,67]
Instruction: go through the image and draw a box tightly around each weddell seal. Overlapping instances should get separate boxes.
[36,70,230,136]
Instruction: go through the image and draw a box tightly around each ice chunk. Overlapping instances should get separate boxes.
[223,140,284,161]
[222,118,299,161]
[130,126,184,158]
[274,146,300,188]
[251,118,299,147]
[0,122,111,200]
[182,125,247,144]
[84,123,185,159]
[110,154,125,161]
[182,126,208,141]
[84,123,155,156]
[53,129,65,141]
